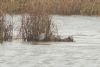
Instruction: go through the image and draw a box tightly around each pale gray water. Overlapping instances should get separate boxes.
[0,15,100,67]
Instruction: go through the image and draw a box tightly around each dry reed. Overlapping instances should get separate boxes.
[0,0,100,15]
[20,14,56,41]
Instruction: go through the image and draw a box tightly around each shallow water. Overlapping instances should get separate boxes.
[0,15,100,67]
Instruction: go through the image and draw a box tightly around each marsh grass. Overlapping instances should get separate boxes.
[1,0,99,42]
[0,0,100,15]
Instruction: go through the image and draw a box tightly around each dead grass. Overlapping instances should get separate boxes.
[0,0,100,15]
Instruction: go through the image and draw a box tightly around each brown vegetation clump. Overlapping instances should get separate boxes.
[20,14,74,42]
[20,14,56,41]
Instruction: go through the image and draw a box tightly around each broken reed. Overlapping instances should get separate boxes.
[20,14,56,41]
